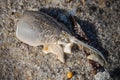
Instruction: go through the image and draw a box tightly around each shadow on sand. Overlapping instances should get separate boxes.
[39,7,108,60]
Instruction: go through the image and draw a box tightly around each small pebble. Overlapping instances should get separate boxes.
[67,71,73,79]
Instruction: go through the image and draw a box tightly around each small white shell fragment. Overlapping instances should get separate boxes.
[87,53,105,66]
[63,43,73,54]
[94,71,110,80]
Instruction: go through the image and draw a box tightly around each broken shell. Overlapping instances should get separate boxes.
[48,44,65,63]
[87,53,105,66]
[63,43,73,54]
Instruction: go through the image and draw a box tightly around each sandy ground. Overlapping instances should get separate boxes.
[0,0,120,80]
